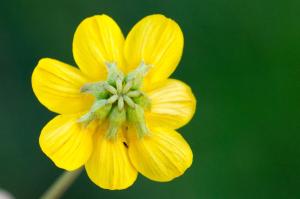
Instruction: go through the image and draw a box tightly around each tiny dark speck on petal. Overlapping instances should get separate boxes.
[123,142,128,148]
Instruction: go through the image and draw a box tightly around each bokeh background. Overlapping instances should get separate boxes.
[0,0,299,198]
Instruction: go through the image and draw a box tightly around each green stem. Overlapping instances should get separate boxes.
[40,168,82,199]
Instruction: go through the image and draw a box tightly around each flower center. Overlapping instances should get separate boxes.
[79,62,151,140]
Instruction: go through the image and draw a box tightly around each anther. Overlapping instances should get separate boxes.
[123,95,136,108]
[116,78,123,94]
[107,95,119,104]
[123,81,133,94]
[127,91,141,98]
[118,96,124,111]
[103,83,117,95]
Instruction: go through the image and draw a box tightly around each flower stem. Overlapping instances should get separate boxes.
[40,168,82,199]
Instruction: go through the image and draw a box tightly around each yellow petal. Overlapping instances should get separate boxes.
[73,15,125,80]
[32,58,94,114]
[39,114,95,171]
[85,125,137,190]
[127,126,193,182]
[145,79,196,129]
[124,14,183,85]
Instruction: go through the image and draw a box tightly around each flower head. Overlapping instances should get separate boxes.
[32,14,196,190]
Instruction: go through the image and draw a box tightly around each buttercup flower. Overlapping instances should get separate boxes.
[32,14,196,190]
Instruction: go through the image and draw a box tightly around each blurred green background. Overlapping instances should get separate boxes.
[0,0,299,198]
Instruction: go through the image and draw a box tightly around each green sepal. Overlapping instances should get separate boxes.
[78,100,111,125]
[94,103,112,120]
[125,62,149,89]
[106,107,126,140]
[106,62,124,86]
[133,95,151,110]
[127,105,149,138]
[81,82,109,99]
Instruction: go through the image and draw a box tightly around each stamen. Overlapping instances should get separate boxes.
[107,95,119,104]
[123,81,132,94]
[116,78,123,93]
[118,96,124,111]
[127,91,141,98]
[123,95,136,108]
[104,83,117,94]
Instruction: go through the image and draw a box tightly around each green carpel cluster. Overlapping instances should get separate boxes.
[79,62,151,139]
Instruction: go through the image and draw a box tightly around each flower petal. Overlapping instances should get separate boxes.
[32,58,94,114]
[127,126,193,182]
[85,125,137,190]
[73,15,125,80]
[124,14,184,85]
[145,79,196,129]
[39,114,95,171]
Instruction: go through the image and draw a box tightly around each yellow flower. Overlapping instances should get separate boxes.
[32,14,196,190]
